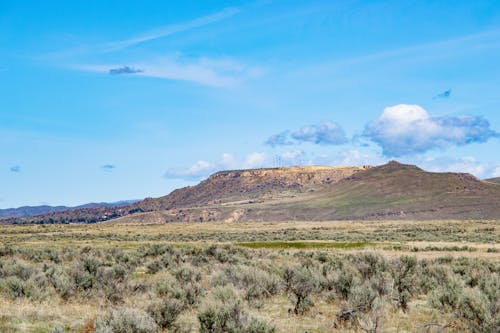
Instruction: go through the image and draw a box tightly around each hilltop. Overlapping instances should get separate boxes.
[2,161,500,224]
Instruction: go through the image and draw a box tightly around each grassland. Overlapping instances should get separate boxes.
[0,220,498,332]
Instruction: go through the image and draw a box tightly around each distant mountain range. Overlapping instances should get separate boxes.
[0,200,138,218]
[2,161,500,224]
[485,177,500,184]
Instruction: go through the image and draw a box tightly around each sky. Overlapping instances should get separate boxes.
[1,0,500,208]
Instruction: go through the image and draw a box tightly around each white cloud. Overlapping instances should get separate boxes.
[243,152,268,169]
[363,104,499,156]
[281,150,303,160]
[415,156,500,179]
[334,150,385,167]
[164,152,272,180]
[164,160,217,180]
[492,166,500,178]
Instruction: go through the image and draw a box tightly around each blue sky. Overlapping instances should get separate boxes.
[1,0,500,208]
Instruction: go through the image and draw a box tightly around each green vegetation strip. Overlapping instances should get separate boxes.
[235,241,377,249]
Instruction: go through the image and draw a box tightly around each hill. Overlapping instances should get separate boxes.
[0,200,138,218]
[2,161,500,224]
[485,177,500,184]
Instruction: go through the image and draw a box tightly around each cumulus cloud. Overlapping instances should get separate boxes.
[9,165,20,173]
[101,164,116,172]
[266,121,348,147]
[292,121,348,144]
[109,66,144,75]
[265,131,293,147]
[363,104,499,156]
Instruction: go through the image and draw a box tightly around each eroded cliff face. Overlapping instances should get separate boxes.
[208,165,372,187]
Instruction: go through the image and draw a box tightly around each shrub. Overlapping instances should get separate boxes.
[46,268,74,300]
[198,287,275,333]
[419,263,449,293]
[175,264,202,284]
[353,252,388,280]
[146,260,162,274]
[429,274,463,311]
[391,256,418,311]
[147,297,185,329]
[456,288,496,333]
[285,266,318,315]
[214,265,280,302]
[334,281,387,330]
[1,276,35,299]
[95,307,158,333]
[174,282,205,306]
[333,266,360,300]
[154,272,174,293]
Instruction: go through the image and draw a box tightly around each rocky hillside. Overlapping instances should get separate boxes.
[2,161,500,224]
[117,161,500,223]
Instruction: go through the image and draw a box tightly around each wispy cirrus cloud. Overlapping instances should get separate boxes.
[43,7,241,59]
[363,104,499,157]
[101,7,240,52]
[266,121,348,147]
[292,28,500,78]
[45,6,258,87]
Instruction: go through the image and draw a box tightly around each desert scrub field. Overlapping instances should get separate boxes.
[0,220,498,248]
[0,221,498,332]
